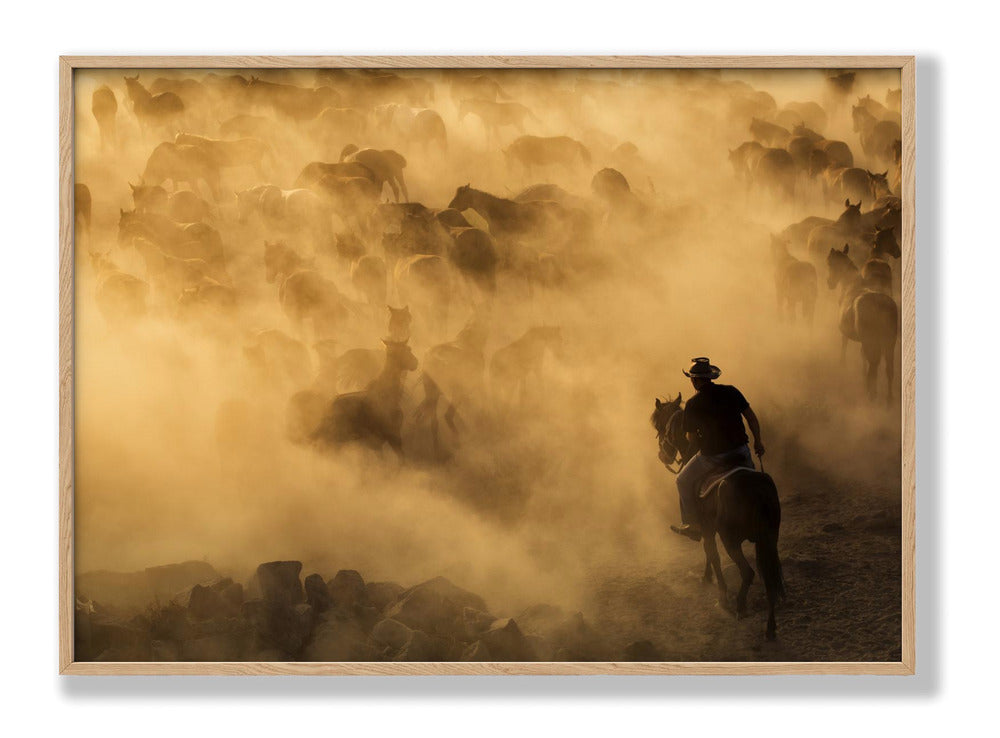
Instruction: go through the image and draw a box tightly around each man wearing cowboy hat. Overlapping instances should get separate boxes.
[671,357,766,541]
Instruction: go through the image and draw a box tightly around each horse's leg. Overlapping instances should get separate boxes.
[721,535,755,618]
[701,528,727,603]
[703,560,713,584]
[863,341,879,401]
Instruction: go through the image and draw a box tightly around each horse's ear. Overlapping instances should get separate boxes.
[128,182,136,191]
[843,244,850,254]
[655,398,663,408]
[844,198,850,208]
[675,392,682,404]
[881,170,887,177]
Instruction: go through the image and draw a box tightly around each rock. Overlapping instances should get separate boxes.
[550,612,612,661]
[515,603,566,636]
[187,584,228,620]
[145,561,219,601]
[525,634,555,661]
[85,613,152,661]
[624,640,663,661]
[242,599,314,655]
[460,640,491,661]
[461,607,496,640]
[148,603,192,642]
[384,577,487,637]
[328,570,367,610]
[394,629,433,661]
[251,561,304,605]
[371,618,413,651]
[304,573,332,613]
[301,619,377,661]
[366,581,405,611]
[219,581,244,610]
[151,639,180,661]
[385,585,461,636]
[482,618,535,661]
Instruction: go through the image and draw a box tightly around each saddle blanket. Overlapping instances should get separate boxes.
[698,465,757,499]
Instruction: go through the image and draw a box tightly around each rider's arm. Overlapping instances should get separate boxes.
[742,406,765,456]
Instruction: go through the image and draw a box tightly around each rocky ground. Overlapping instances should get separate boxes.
[75,560,619,662]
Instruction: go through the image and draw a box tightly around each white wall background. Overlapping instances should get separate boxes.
[0,0,993,732]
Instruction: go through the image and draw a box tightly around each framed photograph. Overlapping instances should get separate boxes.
[59,55,914,675]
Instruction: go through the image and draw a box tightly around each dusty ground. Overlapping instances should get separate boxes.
[589,428,902,662]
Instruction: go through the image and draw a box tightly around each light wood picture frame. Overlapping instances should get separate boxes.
[59,55,915,675]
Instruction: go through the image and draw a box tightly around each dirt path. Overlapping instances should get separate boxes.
[586,432,902,662]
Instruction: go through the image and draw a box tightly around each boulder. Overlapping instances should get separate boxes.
[145,561,219,601]
[243,599,314,655]
[328,569,367,610]
[219,581,244,610]
[394,629,433,661]
[365,581,405,611]
[624,640,663,661]
[187,584,228,620]
[550,612,612,661]
[304,573,332,613]
[461,607,496,640]
[371,618,413,651]
[460,640,491,662]
[151,639,180,661]
[384,577,486,637]
[482,618,535,661]
[301,619,377,661]
[251,561,304,605]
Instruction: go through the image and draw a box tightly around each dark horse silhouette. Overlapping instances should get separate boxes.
[651,395,785,640]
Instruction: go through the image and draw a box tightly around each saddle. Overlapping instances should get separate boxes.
[698,465,756,499]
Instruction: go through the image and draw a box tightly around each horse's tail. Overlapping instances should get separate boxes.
[755,473,786,601]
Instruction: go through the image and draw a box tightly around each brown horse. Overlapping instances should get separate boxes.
[310,339,419,456]
[651,396,785,640]
[771,235,817,325]
[827,245,899,402]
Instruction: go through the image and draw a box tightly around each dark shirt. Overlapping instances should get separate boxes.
[683,383,750,455]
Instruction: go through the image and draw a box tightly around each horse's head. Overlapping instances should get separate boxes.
[448,183,473,211]
[651,393,685,466]
[387,305,412,339]
[827,244,855,289]
[868,169,891,198]
[873,225,901,259]
[808,147,830,177]
[836,198,863,229]
[383,338,418,372]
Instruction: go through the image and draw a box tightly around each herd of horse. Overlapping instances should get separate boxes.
[75,68,903,642]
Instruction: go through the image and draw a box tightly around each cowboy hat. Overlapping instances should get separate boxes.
[683,357,721,379]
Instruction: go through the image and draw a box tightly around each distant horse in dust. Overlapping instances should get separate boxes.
[308,339,419,457]
[91,85,118,151]
[827,245,899,403]
[770,235,817,325]
[651,396,785,640]
[490,326,563,406]
[124,75,185,135]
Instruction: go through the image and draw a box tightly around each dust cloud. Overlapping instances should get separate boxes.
[73,66,902,617]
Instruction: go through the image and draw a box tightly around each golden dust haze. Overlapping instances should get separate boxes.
[73,66,902,630]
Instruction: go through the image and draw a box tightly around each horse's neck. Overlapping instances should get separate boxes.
[129,83,151,105]
[368,362,405,399]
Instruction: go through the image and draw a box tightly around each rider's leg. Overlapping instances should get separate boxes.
[676,453,710,525]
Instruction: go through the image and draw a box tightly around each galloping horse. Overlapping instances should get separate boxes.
[651,395,785,640]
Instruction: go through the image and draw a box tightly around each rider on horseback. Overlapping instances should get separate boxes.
[671,357,766,542]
